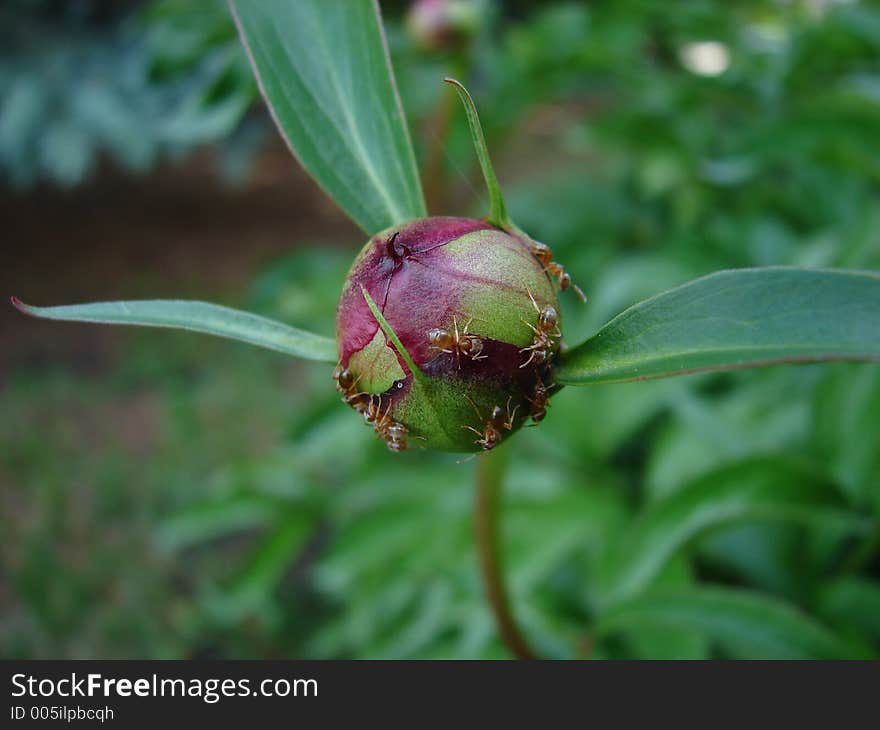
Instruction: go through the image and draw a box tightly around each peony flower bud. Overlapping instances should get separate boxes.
[335,216,561,453]
[406,0,483,53]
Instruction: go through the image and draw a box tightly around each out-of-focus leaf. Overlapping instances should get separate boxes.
[608,556,709,660]
[596,459,872,607]
[506,488,625,594]
[812,364,880,508]
[40,121,93,186]
[247,248,350,335]
[156,495,279,552]
[223,514,313,611]
[697,524,805,599]
[556,268,880,384]
[229,0,426,233]
[12,298,337,362]
[644,370,814,502]
[597,586,873,659]
[817,577,880,644]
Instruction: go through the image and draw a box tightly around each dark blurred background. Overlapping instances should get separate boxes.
[2,0,879,659]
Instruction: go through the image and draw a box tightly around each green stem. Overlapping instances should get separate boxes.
[474,449,539,660]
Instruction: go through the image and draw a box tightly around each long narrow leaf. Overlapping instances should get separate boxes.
[230,0,426,233]
[444,78,508,227]
[224,515,313,610]
[596,586,873,659]
[556,267,880,384]
[361,286,425,381]
[595,458,872,608]
[12,297,337,362]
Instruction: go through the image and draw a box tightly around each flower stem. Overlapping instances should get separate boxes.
[474,449,539,659]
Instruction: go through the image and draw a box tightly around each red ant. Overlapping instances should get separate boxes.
[520,291,561,368]
[427,316,486,367]
[528,240,586,302]
[463,395,518,451]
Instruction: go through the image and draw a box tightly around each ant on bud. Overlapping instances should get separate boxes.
[528,240,586,302]
[427,316,486,367]
[463,395,518,451]
[383,423,409,452]
[526,378,558,424]
[334,365,370,414]
[520,291,561,368]
[335,367,410,451]
[363,395,410,452]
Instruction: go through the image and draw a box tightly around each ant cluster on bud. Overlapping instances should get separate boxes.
[333,364,411,452]
[333,217,582,454]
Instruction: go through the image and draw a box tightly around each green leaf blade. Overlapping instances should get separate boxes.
[595,458,872,608]
[230,0,426,234]
[360,286,424,381]
[224,514,313,612]
[444,78,508,227]
[556,267,880,385]
[12,297,338,362]
[596,586,873,659]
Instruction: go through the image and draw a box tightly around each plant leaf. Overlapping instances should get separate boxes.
[12,297,337,362]
[556,267,880,384]
[225,514,313,610]
[595,458,872,608]
[817,577,880,643]
[596,586,872,659]
[156,495,280,553]
[360,286,425,381]
[230,0,426,233]
[444,78,508,227]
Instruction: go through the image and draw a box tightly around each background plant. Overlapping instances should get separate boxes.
[3,0,880,659]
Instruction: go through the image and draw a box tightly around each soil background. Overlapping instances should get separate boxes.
[1,140,359,382]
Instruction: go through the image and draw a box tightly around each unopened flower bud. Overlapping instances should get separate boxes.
[406,0,483,53]
[335,216,560,453]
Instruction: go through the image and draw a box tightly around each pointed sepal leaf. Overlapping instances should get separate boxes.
[556,268,880,384]
[11,297,337,362]
[360,286,425,382]
[444,78,508,227]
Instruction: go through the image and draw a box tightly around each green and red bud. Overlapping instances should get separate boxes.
[406,0,484,53]
[335,216,561,453]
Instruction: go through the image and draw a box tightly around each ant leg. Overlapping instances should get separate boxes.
[571,281,587,302]
[455,453,481,465]
[412,240,455,255]
[526,288,540,315]
[463,393,483,421]
[519,350,538,369]
[503,396,519,429]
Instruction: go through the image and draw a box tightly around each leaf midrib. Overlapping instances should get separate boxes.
[266,5,407,226]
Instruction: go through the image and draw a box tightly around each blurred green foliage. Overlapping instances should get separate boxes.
[0,0,257,187]
[3,0,880,658]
